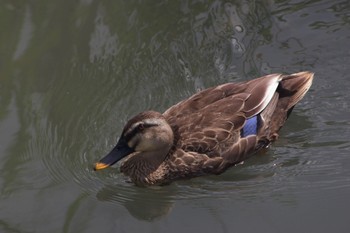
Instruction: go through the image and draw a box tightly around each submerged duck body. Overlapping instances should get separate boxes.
[94,72,314,186]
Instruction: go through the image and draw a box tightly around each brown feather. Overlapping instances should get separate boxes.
[95,71,314,186]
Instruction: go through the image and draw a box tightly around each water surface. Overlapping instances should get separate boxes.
[1,1,350,232]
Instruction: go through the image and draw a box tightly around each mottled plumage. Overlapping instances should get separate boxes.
[94,71,314,186]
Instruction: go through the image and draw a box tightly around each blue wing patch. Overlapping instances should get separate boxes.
[241,115,259,137]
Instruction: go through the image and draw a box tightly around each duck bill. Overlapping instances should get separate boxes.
[94,139,134,171]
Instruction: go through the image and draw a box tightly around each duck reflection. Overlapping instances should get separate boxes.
[95,184,176,221]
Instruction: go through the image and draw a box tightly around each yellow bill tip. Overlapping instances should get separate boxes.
[94,162,110,171]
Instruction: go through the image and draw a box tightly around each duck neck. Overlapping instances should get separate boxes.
[120,150,168,185]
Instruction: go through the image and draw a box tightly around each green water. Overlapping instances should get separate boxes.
[1,1,350,232]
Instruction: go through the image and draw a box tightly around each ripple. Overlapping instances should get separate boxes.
[29,120,71,184]
[71,141,280,206]
[38,107,350,220]
[35,70,350,220]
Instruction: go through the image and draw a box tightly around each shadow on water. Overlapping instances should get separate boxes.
[80,136,306,221]
[96,185,176,221]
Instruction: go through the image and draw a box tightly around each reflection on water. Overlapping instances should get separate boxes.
[1,0,350,232]
[96,185,176,221]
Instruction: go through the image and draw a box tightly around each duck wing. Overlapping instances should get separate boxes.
[164,73,283,120]
[163,72,313,166]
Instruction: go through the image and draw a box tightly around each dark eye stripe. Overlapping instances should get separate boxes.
[123,123,141,141]
[123,122,158,141]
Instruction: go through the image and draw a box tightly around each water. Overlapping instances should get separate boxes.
[1,1,350,232]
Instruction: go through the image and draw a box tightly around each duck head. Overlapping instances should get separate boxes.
[94,111,174,170]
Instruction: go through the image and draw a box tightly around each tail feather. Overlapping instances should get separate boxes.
[278,71,314,109]
[259,71,314,143]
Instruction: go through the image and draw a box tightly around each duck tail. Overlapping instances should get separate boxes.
[259,71,314,143]
[278,71,314,109]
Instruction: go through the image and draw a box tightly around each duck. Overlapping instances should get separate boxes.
[94,71,314,186]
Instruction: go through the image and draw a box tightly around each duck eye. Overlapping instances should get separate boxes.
[137,124,145,131]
